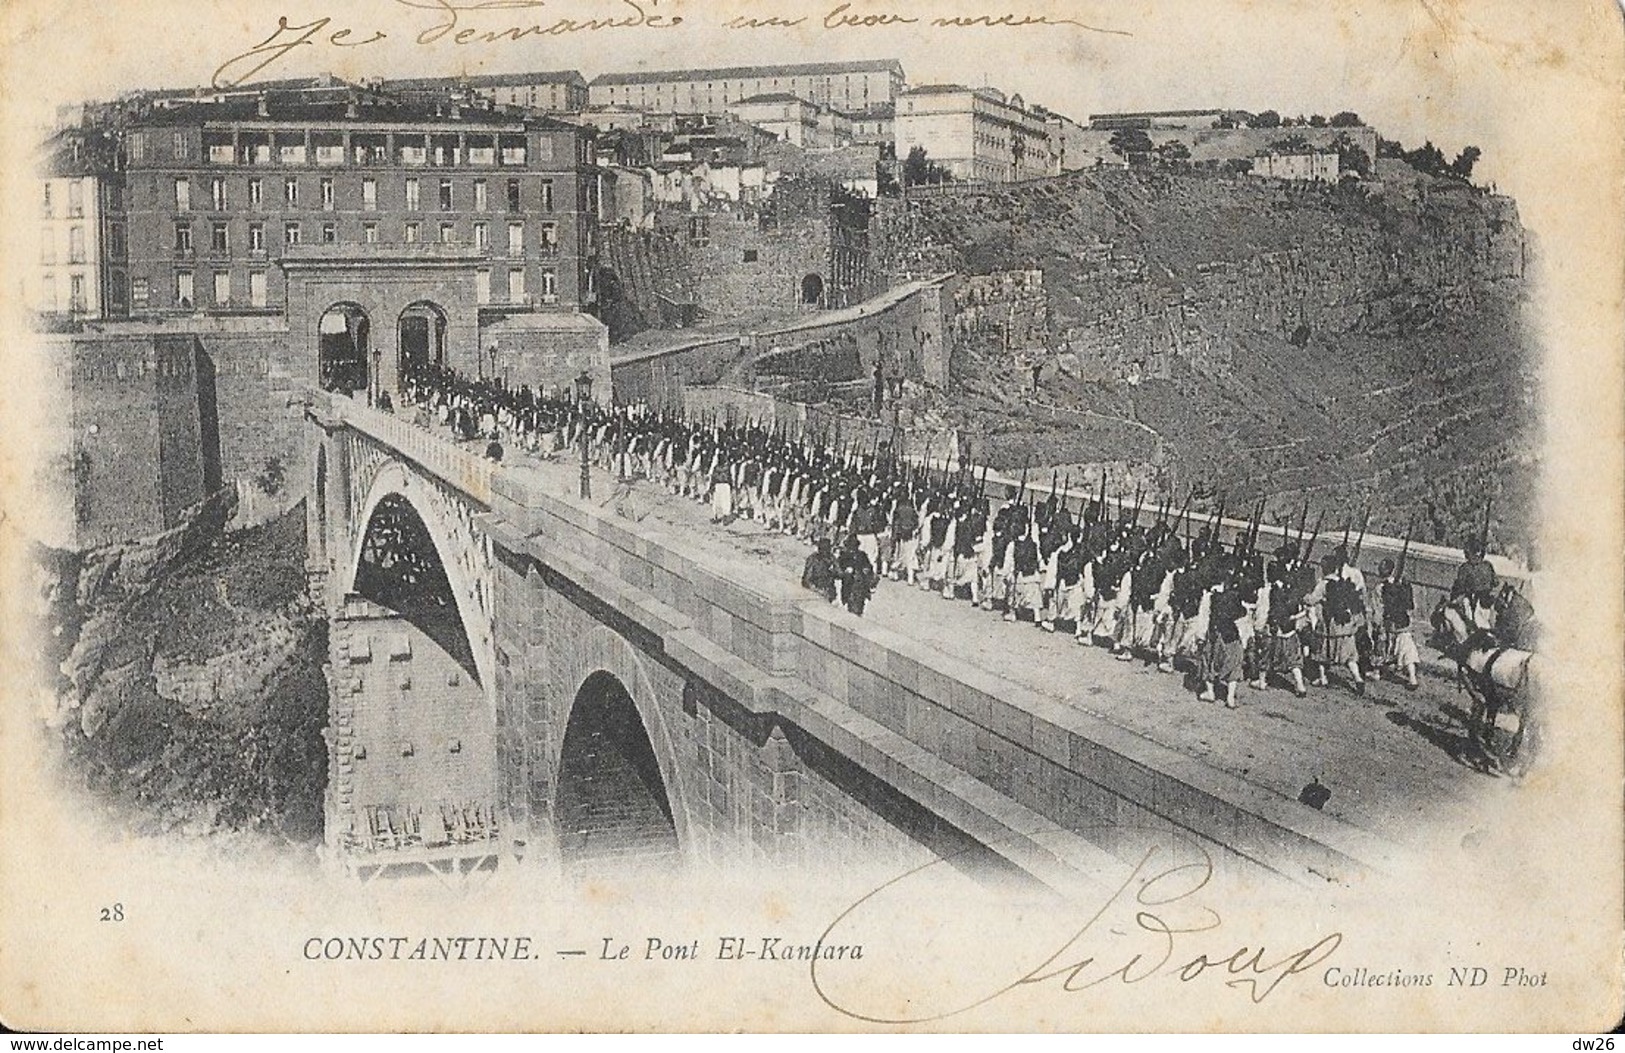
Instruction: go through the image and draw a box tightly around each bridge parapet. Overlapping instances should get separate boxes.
[321,389,495,507]
[483,457,1391,887]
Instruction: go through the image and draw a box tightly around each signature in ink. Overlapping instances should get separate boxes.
[808,827,1343,1024]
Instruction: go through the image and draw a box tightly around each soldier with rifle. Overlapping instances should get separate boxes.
[950,493,984,602]
[1308,514,1370,694]
[1004,513,1044,624]
[889,484,921,584]
[1198,549,1248,709]
[1372,569,1419,690]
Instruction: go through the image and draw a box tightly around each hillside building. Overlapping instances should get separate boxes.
[895,85,1054,183]
[727,95,854,149]
[1250,151,1340,182]
[388,71,590,113]
[588,60,906,116]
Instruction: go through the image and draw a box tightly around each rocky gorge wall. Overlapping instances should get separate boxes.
[872,165,1526,387]
[32,498,329,841]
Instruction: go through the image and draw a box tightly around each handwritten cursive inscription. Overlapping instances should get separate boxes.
[396,0,682,46]
[212,0,682,88]
[213,17,389,90]
[808,829,1342,1024]
[212,0,1127,87]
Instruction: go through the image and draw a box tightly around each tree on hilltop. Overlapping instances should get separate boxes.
[1109,127,1155,165]
[1269,134,1313,154]
[1155,139,1191,169]
[1329,111,1364,127]
[1247,110,1282,128]
[1332,133,1373,178]
[1450,146,1482,181]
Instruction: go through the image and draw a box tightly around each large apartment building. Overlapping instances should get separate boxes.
[588,60,906,117]
[113,91,600,316]
[895,85,1055,183]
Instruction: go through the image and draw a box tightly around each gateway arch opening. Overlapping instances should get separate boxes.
[398,301,448,380]
[319,303,370,396]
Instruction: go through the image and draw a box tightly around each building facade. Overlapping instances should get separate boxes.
[389,71,590,113]
[31,128,126,320]
[727,94,853,149]
[114,94,600,319]
[1250,151,1341,182]
[848,103,895,149]
[588,60,906,116]
[895,85,1054,183]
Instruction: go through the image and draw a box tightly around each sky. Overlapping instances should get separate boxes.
[2,0,1620,225]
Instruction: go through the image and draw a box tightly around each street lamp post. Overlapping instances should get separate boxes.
[574,370,593,501]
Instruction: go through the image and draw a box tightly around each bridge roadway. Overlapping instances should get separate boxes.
[378,405,1505,863]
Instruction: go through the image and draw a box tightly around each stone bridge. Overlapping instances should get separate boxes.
[305,389,1423,889]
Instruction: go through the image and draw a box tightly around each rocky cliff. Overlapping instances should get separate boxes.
[869,162,1536,554]
[32,501,328,843]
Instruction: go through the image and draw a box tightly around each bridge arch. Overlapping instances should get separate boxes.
[550,623,694,870]
[344,459,494,695]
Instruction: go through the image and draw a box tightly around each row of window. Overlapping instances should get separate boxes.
[174,174,559,214]
[131,129,583,168]
[171,218,560,254]
[594,73,885,104]
[161,266,558,309]
[37,273,90,313]
[40,181,86,219]
[40,225,88,264]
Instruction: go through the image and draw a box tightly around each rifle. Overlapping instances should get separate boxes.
[1246,496,1265,555]
[1047,470,1059,513]
[1302,509,1327,564]
[978,463,990,504]
[1130,485,1144,529]
[1480,495,1493,555]
[1016,458,1031,506]
[1095,472,1108,520]
[1352,506,1372,564]
[1396,514,1415,580]
[1295,500,1310,552]
[1174,489,1193,543]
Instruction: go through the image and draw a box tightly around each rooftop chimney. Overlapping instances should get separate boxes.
[256,95,269,118]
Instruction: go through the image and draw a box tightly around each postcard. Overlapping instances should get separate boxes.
[0,0,1620,1033]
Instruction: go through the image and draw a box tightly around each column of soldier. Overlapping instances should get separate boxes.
[393,361,1433,711]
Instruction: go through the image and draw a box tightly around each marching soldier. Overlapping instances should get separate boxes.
[1199,566,1248,709]
[1372,557,1420,690]
[1310,545,1368,694]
